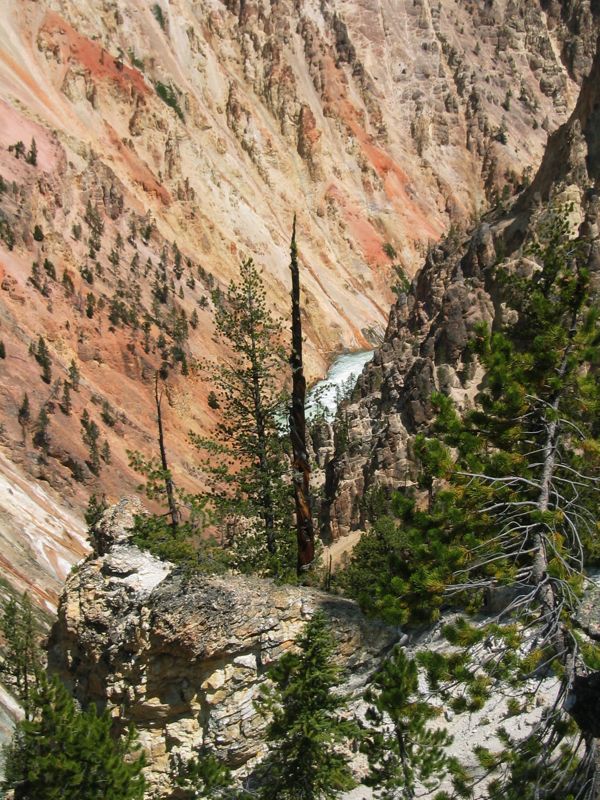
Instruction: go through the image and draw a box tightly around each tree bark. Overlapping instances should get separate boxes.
[154,373,180,532]
[288,216,315,573]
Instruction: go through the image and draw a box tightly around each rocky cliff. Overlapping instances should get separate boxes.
[323,30,600,538]
[0,0,598,620]
[48,498,396,796]
[48,498,600,798]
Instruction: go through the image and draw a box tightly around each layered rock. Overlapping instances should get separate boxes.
[48,499,396,796]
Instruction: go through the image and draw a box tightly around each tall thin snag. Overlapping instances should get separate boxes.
[288,216,315,572]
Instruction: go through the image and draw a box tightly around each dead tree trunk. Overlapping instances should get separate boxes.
[288,216,315,573]
[154,372,180,532]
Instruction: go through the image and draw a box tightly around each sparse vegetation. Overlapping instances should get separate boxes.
[8,141,26,160]
[25,137,37,166]
[155,81,184,121]
[32,336,52,384]
[0,214,15,250]
[81,409,102,475]
[152,3,166,30]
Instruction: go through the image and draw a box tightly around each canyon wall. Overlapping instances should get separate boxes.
[323,29,600,538]
[0,0,598,722]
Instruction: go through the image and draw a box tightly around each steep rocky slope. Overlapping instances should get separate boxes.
[0,0,598,667]
[323,29,600,538]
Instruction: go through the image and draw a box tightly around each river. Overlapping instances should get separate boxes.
[306,350,374,421]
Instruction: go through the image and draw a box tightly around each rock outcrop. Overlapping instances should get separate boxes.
[48,499,396,797]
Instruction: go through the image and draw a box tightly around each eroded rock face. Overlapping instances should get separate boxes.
[0,0,599,666]
[48,499,395,797]
[324,36,600,539]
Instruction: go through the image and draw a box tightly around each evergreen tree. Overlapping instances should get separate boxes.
[362,647,453,800]
[84,493,108,529]
[255,611,358,800]
[192,258,294,578]
[33,336,52,384]
[0,593,43,720]
[101,439,111,464]
[68,359,80,391]
[17,393,31,441]
[341,203,600,797]
[8,141,26,159]
[60,380,71,415]
[171,747,250,799]
[81,410,101,475]
[33,406,50,455]
[1,674,146,800]
[25,138,37,166]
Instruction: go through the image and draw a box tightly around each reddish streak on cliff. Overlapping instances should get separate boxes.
[104,124,171,205]
[353,121,442,241]
[40,11,150,97]
[325,183,385,268]
[321,55,442,243]
[0,554,59,609]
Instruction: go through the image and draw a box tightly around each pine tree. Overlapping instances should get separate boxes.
[17,393,31,441]
[101,439,111,464]
[84,493,108,529]
[192,257,294,578]
[60,380,72,415]
[1,674,146,800]
[68,359,80,391]
[25,138,37,166]
[0,593,43,720]
[81,409,101,475]
[33,336,52,384]
[33,406,50,455]
[255,611,358,800]
[172,747,250,799]
[362,647,453,800]
[342,203,600,797]
[8,141,26,159]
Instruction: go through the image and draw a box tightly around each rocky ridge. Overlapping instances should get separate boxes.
[48,499,600,799]
[323,30,600,539]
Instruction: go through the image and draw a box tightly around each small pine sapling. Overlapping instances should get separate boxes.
[363,647,454,800]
